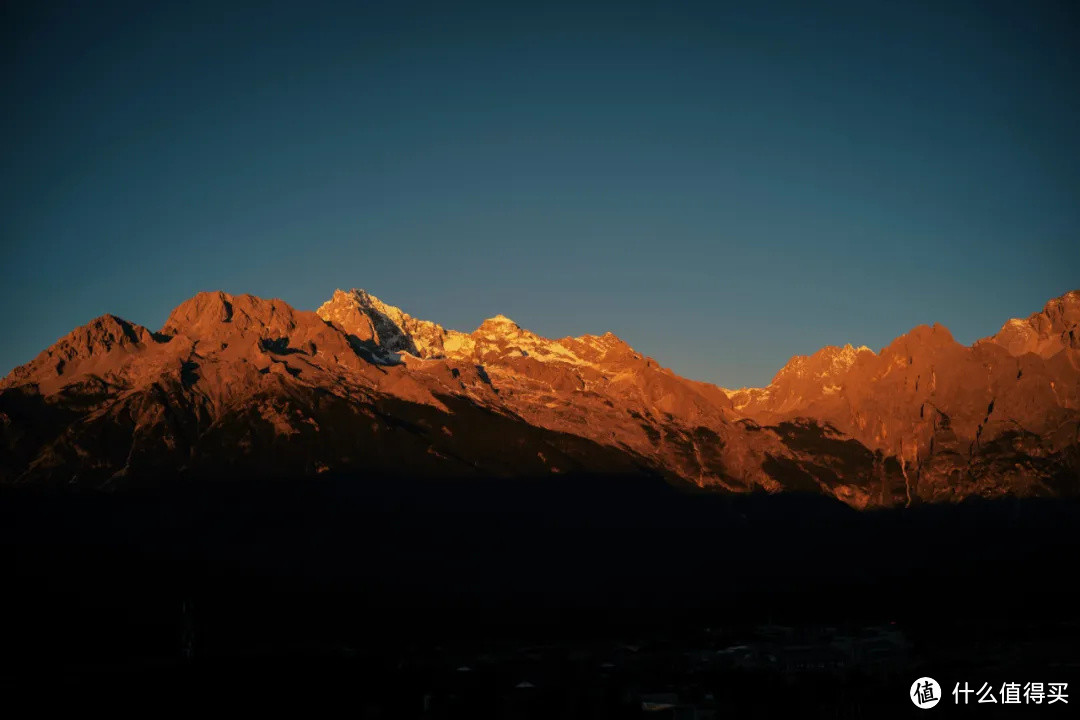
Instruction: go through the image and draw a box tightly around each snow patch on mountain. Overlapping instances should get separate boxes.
[316,288,639,370]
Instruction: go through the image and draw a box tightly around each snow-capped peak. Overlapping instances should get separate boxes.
[314,288,647,371]
[475,314,523,336]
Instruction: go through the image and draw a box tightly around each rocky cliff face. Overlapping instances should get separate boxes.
[724,293,1080,504]
[2,288,1077,506]
[980,290,1080,358]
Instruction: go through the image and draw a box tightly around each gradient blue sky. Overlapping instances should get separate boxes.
[2,0,1077,387]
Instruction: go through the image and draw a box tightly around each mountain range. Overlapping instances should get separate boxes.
[2,288,1077,507]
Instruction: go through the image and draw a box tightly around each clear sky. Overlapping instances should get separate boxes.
[2,1,1077,387]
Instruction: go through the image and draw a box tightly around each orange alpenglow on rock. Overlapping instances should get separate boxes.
[1,288,1077,507]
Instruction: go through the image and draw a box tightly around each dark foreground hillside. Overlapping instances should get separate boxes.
[2,474,1078,717]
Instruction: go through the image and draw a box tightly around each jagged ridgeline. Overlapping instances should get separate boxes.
[1,289,1078,506]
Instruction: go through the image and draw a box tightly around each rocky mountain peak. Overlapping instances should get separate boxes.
[474,314,524,337]
[78,314,152,348]
[161,291,302,341]
[338,288,409,326]
[317,288,450,361]
[874,323,961,365]
[771,342,874,385]
[981,289,1080,358]
[0,314,156,393]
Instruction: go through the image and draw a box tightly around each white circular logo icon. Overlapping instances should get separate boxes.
[911,677,942,709]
